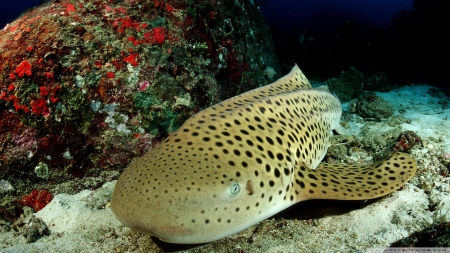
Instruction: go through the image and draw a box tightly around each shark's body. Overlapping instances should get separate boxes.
[111,65,417,244]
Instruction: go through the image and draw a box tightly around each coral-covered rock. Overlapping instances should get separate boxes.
[349,92,393,121]
[393,131,421,152]
[0,0,280,220]
[326,66,364,102]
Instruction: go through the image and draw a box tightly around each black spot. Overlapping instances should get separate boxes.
[276,153,284,161]
[208,125,217,130]
[267,150,275,159]
[269,180,275,187]
[266,137,274,145]
[246,151,253,158]
[203,137,210,142]
[308,174,318,180]
[205,219,210,224]
[330,179,340,184]
[284,168,290,176]
[260,181,264,187]
[229,161,236,166]
[246,140,254,146]
[192,132,199,136]
[322,182,328,187]
[242,161,248,168]
[276,137,283,145]
[254,116,262,122]
[389,177,396,180]
[234,135,242,141]
[222,131,230,136]
[265,164,271,172]
[234,119,241,125]
[215,142,223,147]
[274,168,281,178]
[259,107,266,114]
[240,129,250,135]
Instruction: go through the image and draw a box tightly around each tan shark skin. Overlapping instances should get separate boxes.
[111,65,417,244]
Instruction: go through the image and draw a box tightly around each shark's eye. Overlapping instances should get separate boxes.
[229,183,240,197]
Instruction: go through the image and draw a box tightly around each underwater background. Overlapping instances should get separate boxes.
[0,0,449,252]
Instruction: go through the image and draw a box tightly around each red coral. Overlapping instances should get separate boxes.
[166,4,174,13]
[30,98,50,117]
[393,131,421,152]
[15,60,32,77]
[106,71,115,78]
[15,189,54,212]
[123,53,139,66]
[143,27,166,44]
[152,27,166,44]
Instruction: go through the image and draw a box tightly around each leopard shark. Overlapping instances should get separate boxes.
[110,64,417,244]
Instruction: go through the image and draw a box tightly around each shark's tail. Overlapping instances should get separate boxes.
[294,152,417,201]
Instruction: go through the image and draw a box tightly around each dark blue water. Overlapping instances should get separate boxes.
[0,0,448,87]
[260,0,449,87]
[260,0,413,34]
[0,0,41,29]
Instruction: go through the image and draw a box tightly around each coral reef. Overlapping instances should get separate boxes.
[10,206,48,243]
[0,0,280,224]
[365,72,392,91]
[349,92,393,121]
[15,189,53,212]
[393,131,422,152]
[326,66,364,102]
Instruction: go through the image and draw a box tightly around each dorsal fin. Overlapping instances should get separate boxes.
[193,64,311,118]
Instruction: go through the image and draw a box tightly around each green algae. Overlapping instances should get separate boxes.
[133,91,180,137]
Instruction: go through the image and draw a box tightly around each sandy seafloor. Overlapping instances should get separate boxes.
[1,84,449,252]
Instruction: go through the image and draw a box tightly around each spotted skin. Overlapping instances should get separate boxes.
[110,65,417,244]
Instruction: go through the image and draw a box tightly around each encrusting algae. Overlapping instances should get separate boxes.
[111,65,417,244]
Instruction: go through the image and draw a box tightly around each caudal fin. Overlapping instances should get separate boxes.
[294,152,417,201]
